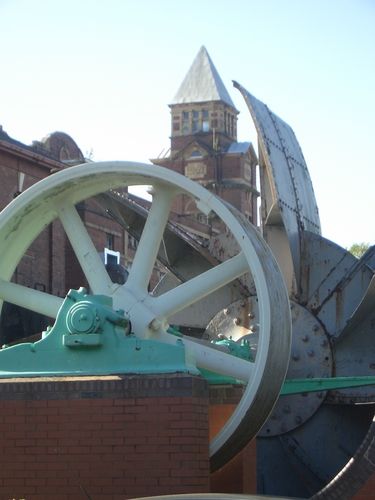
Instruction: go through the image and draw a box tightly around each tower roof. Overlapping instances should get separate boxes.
[171,46,237,109]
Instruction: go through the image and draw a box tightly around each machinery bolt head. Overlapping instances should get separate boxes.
[292,353,300,361]
[312,324,319,331]
[239,300,246,307]
[248,312,255,319]
[302,334,309,342]
[308,350,315,357]
[224,308,231,315]
[233,318,241,325]
[149,318,161,331]
[283,405,291,414]
[295,416,302,424]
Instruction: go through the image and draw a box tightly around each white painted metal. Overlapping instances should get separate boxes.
[0,161,291,470]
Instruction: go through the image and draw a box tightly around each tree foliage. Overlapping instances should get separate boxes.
[347,242,370,259]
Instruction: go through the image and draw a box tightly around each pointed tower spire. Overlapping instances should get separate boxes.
[171,46,236,109]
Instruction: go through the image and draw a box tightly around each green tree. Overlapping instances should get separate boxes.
[347,242,370,259]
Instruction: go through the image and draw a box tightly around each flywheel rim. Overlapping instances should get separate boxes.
[0,161,291,471]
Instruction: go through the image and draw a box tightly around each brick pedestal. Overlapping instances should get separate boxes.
[0,374,209,500]
[209,384,256,495]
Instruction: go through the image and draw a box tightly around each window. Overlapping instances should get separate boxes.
[190,150,203,157]
[182,111,189,120]
[202,120,209,132]
[106,234,114,250]
[193,121,199,132]
[128,235,138,249]
[202,109,209,118]
[193,110,199,119]
[197,214,207,223]
[182,122,189,135]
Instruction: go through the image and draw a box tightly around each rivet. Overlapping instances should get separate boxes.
[308,350,315,357]
[224,308,231,315]
[248,312,255,319]
[233,318,241,325]
[295,416,302,424]
[283,405,291,414]
[292,353,300,361]
[302,334,309,342]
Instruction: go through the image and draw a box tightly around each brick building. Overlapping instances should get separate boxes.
[152,45,259,227]
[0,129,130,344]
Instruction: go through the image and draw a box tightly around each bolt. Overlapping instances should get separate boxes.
[224,308,231,315]
[270,412,277,420]
[248,312,255,319]
[149,318,161,331]
[312,324,319,331]
[308,350,315,357]
[281,424,287,432]
[295,416,302,424]
[320,339,328,347]
[302,334,309,342]
[283,405,291,414]
[233,318,241,325]
[249,324,258,333]
[292,353,300,361]
[239,300,246,307]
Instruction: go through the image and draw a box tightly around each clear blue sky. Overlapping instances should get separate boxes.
[1,0,374,250]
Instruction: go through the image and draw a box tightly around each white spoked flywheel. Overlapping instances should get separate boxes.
[0,161,291,471]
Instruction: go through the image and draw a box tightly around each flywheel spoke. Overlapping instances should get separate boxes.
[125,186,175,293]
[150,252,248,318]
[57,203,114,295]
[183,337,254,381]
[0,279,63,318]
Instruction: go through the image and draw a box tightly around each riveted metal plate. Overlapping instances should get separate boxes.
[259,301,332,436]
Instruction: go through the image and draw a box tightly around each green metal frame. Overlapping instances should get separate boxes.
[0,288,199,378]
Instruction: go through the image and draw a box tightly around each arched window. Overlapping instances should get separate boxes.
[190,150,203,158]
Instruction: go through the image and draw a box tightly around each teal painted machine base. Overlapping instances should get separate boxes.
[0,289,199,378]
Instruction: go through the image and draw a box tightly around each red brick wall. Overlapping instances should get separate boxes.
[0,374,210,500]
[208,386,257,495]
